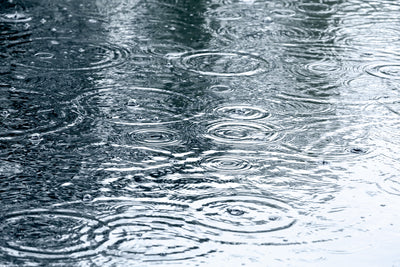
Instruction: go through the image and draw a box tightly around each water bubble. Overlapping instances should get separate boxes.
[29,133,42,144]
[349,147,367,154]
[34,52,54,59]
[227,207,246,216]
[127,99,138,107]
[83,194,93,202]
[1,110,10,118]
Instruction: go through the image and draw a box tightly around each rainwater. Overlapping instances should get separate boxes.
[1,0,400,266]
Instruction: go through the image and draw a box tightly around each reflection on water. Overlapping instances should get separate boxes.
[1,0,400,266]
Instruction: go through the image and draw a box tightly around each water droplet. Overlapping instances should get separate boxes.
[227,208,245,216]
[83,194,92,202]
[1,110,10,118]
[127,98,138,107]
[349,148,366,154]
[29,133,42,144]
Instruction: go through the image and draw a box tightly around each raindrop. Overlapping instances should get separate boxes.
[349,147,367,154]
[227,207,246,216]
[29,133,42,144]
[83,194,93,202]
[127,99,138,107]
[1,110,10,118]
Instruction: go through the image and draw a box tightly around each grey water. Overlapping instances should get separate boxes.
[1,0,400,266]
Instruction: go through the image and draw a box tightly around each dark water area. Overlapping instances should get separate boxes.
[1,0,400,266]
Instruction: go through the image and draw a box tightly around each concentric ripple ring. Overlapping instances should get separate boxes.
[191,195,297,233]
[173,50,271,76]
[0,209,109,259]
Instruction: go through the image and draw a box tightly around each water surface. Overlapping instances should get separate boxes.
[1,0,400,266]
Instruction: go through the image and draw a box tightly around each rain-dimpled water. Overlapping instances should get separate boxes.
[1,0,400,266]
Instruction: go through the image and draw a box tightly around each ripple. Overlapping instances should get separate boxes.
[79,143,183,174]
[302,121,377,161]
[0,12,32,23]
[0,21,31,43]
[171,50,271,76]
[333,23,400,48]
[296,2,337,17]
[0,160,23,176]
[0,88,83,140]
[202,155,251,173]
[8,37,130,71]
[267,94,335,117]
[65,197,213,262]
[271,9,296,18]
[200,150,271,174]
[378,176,400,196]
[104,219,210,262]
[207,84,233,94]
[79,86,201,126]
[214,105,270,120]
[140,42,190,57]
[205,121,282,144]
[288,58,345,80]
[191,195,297,233]
[126,128,181,147]
[365,63,400,80]
[0,209,109,259]
[206,5,245,21]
